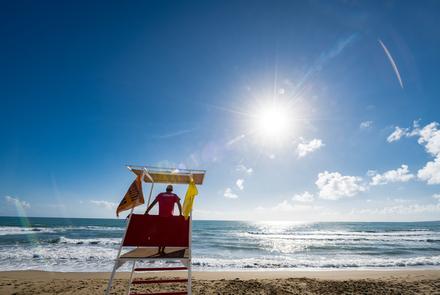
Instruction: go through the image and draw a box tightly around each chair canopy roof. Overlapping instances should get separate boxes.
[126,165,206,185]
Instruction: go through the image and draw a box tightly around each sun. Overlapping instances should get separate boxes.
[257,108,289,137]
[237,100,297,153]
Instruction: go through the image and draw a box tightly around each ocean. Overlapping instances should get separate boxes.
[0,216,439,273]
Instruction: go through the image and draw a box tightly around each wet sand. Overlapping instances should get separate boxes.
[0,270,439,294]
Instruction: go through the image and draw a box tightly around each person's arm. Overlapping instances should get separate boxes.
[144,199,158,215]
[177,200,183,216]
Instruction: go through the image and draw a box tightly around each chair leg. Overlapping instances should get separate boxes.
[106,258,120,295]
[126,260,137,295]
[188,260,191,295]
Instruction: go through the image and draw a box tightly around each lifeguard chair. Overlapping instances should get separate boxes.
[106,166,206,295]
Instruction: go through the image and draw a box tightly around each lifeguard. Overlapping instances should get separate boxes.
[145,184,183,254]
[145,184,182,217]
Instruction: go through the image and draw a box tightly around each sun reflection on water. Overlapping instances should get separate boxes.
[245,221,317,254]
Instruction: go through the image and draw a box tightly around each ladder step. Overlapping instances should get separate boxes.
[135,267,188,272]
[132,279,188,284]
[130,292,187,295]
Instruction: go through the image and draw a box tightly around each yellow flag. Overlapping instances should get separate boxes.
[182,177,198,220]
[116,174,144,217]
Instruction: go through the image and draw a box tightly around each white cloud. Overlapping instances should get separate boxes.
[320,210,340,216]
[272,200,321,211]
[79,200,83,204]
[316,171,365,200]
[349,208,380,215]
[413,119,421,128]
[296,139,325,157]
[386,205,433,214]
[360,121,372,129]
[394,198,412,203]
[418,156,440,184]
[404,120,422,137]
[415,122,440,184]
[366,170,377,177]
[370,165,414,185]
[387,126,409,142]
[292,191,314,202]
[385,121,440,184]
[366,199,384,203]
[350,203,440,215]
[224,188,238,199]
[5,196,30,208]
[417,122,440,156]
[236,179,244,190]
[236,165,253,175]
[90,200,117,210]
[407,129,420,137]
[432,194,440,201]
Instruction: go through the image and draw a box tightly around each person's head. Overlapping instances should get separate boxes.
[166,184,173,192]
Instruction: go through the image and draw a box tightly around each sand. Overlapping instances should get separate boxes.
[0,270,439,294]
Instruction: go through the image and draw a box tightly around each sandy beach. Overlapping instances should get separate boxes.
[1,270,439,294]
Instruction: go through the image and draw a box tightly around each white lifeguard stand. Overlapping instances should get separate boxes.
[106,166,206,295]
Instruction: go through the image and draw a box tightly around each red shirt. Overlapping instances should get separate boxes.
[155,192,180,217]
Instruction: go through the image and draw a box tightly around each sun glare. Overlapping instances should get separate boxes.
[256,106,290,140]
[258,109,288,136]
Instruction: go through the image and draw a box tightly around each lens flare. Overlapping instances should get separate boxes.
[14,198,54,274]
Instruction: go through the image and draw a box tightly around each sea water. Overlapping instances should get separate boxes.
[0,216,439,272]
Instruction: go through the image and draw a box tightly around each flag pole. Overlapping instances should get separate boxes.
[143,167,155,207]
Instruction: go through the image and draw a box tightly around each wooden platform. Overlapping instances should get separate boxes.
[120,247,189,260]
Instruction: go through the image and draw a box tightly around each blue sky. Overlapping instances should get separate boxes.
[1,0,440,221]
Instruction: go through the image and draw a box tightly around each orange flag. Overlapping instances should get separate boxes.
[116,174,144,217]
